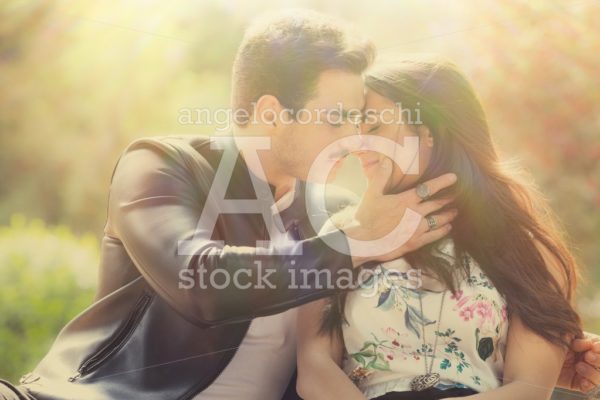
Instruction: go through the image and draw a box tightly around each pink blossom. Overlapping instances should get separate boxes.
[501,304,508,321]
[455,295,471,309]
[459,305,475,321]
[476,301,494,321]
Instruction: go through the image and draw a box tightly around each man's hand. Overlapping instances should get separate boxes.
[558,332,600,393]
[345,158,458,267]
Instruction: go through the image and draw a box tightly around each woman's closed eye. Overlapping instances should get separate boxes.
[367,124,381,134]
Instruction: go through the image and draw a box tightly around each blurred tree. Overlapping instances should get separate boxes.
[463,0,600,293]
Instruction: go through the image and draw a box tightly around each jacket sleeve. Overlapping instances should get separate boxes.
[107,137,355,328]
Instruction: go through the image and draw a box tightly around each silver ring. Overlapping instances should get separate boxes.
[416,183,431,201]
[426,215,438,231]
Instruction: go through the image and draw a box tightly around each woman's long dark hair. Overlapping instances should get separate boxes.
[322,58,582,348]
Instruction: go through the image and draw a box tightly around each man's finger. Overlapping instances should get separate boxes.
[581,378,595,393]
[413,209,457,236]
[399,173,458,204]
[419,173,458,198]
[573,373,585,392]
[413,223,452,248]
[366,158,392,195]
[576,362,600,386]
[572,338,594,353]
[416,196,456,216]
[585,350,600,368]
[425,209,458,232]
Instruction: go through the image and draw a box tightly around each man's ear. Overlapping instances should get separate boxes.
[253,95,285,129]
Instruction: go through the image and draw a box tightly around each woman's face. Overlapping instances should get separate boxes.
[358,89,434,193]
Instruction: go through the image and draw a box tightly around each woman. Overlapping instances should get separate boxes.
[296,58,582,400]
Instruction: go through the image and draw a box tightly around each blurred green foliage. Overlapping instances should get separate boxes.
[0,0,598,384]
[0,215,98,381]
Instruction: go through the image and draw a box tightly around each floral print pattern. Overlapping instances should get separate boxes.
[341,240,509,396]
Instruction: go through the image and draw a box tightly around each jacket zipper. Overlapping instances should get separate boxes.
[68,293,153,382]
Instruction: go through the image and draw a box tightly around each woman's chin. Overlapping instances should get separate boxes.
[358,159,379,176]
[359,159,379,170]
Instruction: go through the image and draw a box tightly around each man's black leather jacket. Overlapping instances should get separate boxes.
[19,135,356,400]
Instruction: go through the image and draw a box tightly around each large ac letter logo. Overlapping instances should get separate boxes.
[178,136,301,256]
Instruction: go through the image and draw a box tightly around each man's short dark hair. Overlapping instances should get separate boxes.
[231,9,376,126]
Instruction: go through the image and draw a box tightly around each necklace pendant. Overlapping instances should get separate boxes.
[410,372,440,391]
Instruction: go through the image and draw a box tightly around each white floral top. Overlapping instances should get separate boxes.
[341,238,509,399]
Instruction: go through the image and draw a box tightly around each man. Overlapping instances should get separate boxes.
[2,9,599,400]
